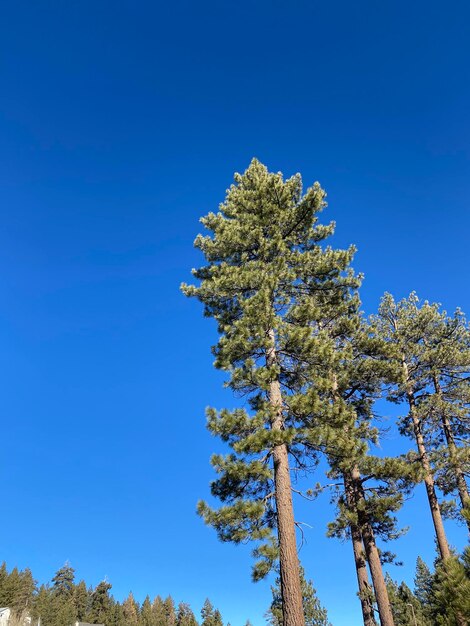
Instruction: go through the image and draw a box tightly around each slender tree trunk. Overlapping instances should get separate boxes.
[344,471,377,626]
[267,329,305,626]
[350,466,395,626]
[331,374,377,626]
[402,361,451,560]
[431,382,470,626]
[432,375,470,531]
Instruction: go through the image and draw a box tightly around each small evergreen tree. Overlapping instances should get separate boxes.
[2,567,21,611]
[429,555,470,626]
[0,566,37,619]
[412,552,470,626]
[74,580,90,622]
[163,596,177,626]
[268,565,330,626]
[109,600,127,626]
[9,568,36,616]
[385,574,430,626]
[152,596,169,626]
[141,596,154,626]
[122,592,140,626]
[414,557,433,611]
[51,564,75,599]
[88,580,112,624]
[176,602,198,626]
[32,585,53,626]
[0,563,8,606]
[53,596,78,626]
[200,599,223,626]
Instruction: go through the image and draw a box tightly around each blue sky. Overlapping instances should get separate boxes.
[0,1,469,624]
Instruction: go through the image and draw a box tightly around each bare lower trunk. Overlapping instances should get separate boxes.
[344,471,377,626]
[410,428,465,626]
[359,520,394,626]
[409,406,451,560]
[350,467,395,626]
[272,443,305,626]
[333,374,377,626]
[403,366,451,560]
[441,415,470,521]
[267,330,305,626]
[432,375,470,532]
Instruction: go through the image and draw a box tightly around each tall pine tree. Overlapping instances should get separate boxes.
[416,303,470,529]
[374,293,452,561]
[289,282,406,626]
[182,159,358,626]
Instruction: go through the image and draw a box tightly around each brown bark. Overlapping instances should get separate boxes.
[344,471,377,626]
[267,329,305,626]
[432,375,470,532]
[350,467,395,626]
[332,374,378,626]
[402,361,451,560]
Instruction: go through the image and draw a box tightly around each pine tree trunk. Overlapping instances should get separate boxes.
[344,471,377,626]
[350,467,395,626]
[432,375,470,532]
[332,374,377,626]
[402,362,451,560]
[267,329,305,626]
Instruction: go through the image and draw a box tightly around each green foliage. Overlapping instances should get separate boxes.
[200,598,223,626]
[52,597,77,626]
[122,592,140,626]
[323,320,415,550]
[176,602,198,626]
[51,564,75,599]
[429,555,470,625]
[414,557,433,609]
[385,573,430,625]
[391,553,470,626]
[74,580,90,622]
[267,565,330,626]
[140,596,153,626]
[151,596,170,626]
[33,585,54,625]
[182,158,359,578]
[293,270,414,626]
[374,293,470,524]
[0,561,219,626]
[0,563,37,618]
[88,580,112,624]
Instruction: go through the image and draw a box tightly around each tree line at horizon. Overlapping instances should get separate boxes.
[0,559,330,626]
[182,159,470,626]
[1,553,469,626]
[0,562,232,626]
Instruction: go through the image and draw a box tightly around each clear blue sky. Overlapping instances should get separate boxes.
[0,1,469,624]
